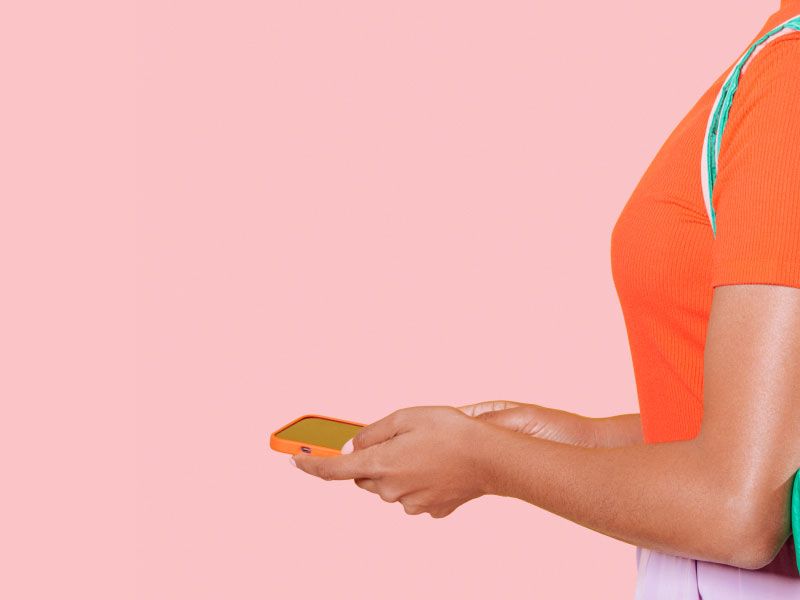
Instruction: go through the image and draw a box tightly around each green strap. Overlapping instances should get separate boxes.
[793,469,800,572]
[700,15,800,238]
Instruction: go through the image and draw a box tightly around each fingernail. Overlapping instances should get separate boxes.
[341,438,354,454]
[289,456,297,467]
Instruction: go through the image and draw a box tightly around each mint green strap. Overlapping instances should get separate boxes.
[793,469,800,572]
[700,15,800,238]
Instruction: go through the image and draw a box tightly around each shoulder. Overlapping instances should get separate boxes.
[719,31,800,143]
[737,30,800,87]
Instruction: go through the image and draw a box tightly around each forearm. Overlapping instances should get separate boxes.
[478,426,763,568]
[588,413,643,447]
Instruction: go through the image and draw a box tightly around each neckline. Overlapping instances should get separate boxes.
[746,1,800,47]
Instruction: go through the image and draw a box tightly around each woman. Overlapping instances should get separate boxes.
[291,1,800,596]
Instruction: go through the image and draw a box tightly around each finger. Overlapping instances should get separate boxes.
[456,400,520,417]
[399,498,426,515]
[355,478,403,503]
[351,410,409,451]
[398,492,451,517]
[398,494,425,515]
[429,505,457,519]
[354,477,378,493]
[292,449,373,481]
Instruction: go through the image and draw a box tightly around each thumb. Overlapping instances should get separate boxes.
[349,410,409,452]
[292,450,370,481]
[457,400,520,418]
[475,406,536,433]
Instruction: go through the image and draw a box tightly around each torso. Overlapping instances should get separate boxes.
[612,2,800,588]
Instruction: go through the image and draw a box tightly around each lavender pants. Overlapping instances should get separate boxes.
[634,537,800,598]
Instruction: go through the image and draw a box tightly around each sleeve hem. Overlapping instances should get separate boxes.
[710,258,800,289]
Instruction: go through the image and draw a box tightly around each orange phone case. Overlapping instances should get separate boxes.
[269,414,365,457]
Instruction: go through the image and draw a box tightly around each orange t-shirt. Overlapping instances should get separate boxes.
[610,2,800,444]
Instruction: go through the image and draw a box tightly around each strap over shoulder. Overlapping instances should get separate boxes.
[700,15,800,238]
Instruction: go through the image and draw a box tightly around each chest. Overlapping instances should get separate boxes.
[610,86,721,319]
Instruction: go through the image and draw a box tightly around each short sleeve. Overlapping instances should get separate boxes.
[710,34,800,289]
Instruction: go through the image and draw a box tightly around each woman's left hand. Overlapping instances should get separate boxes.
[291,406,498,518]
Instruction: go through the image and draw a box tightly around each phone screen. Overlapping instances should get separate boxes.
[274,417,362,450]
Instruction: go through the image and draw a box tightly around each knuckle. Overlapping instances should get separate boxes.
[351,431,367,450]
[391,408,410,424]
[386,412,401,429]
[364,451,385,477]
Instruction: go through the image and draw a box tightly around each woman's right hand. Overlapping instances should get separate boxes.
[457,400,599,448]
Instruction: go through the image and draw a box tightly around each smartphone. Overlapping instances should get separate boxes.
[269,414,364,457]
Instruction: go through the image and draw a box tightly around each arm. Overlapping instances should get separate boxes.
[589,413,643,447]
[480,421,746,565]
[457,400,644,448]
[293,284,800,570]
[489,284,800,568]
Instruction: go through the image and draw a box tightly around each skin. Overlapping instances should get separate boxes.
[293,284,800,570]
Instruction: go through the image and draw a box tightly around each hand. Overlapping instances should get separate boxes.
[291,406,498,518]
[457,399,597,448]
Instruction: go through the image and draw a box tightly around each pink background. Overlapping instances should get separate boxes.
[2,1,780,598]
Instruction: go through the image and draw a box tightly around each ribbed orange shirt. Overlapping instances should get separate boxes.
[610,1,800,444]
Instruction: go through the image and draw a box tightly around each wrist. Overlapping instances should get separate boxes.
[470,424,526,497]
